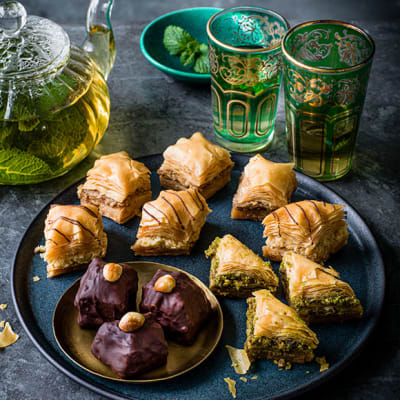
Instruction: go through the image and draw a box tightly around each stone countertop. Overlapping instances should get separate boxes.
[0,17,399,400]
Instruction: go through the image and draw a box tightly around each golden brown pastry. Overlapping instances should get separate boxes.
[77,152,151,224]
[231,154,297,221]
[157,132,234,199]
[132,188,211,256]
[262,200,348,263]
[245,289,319,363]
[205,234,278,297]
[280,252,363,323]
[41,204,107,278]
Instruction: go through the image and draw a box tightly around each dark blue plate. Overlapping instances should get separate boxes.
[12,154,385,400]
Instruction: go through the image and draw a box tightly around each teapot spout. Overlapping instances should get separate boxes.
[82,0,116,80]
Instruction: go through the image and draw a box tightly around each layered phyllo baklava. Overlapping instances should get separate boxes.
[40,204,107,277]
[132,188,210,256]
[245,290,319,363]
[78,151,152,224]
[205,234,278,297]
[280,252,363,323]
[157,132,234,199]
[231,154,297,221]
[262,200,348,263]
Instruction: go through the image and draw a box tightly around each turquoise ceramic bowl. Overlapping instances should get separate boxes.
[140,8,221,83]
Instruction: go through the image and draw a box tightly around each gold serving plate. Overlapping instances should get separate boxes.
[53,261,223,383]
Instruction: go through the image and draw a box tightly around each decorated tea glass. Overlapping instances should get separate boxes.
[282,20,375,181]
[207,7,289,153]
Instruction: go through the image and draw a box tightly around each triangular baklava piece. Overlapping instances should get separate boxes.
[132,188,211,256]
[41,204,107,277]
[280,252,363,323]
[78,151,151,224]
[157,132,234,199]
[232,154,297,221]
[205,234,278,297]
[244,289,319,363]
[262,200,348,263]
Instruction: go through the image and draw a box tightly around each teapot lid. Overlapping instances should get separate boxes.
[0,1,70,78]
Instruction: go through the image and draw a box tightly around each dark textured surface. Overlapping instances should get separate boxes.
[0,0,399,399]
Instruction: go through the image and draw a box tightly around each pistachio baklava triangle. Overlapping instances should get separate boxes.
[205,234,278,297]
[244,289,319,363]
[280,252,363,323]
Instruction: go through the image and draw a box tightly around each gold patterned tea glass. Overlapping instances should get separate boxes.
[282,20,375,180]
[207,7,289,152]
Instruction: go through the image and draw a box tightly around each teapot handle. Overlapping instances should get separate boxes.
[82,0,116,80]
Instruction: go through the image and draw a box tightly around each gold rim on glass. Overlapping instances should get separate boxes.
[281,20,375,73]
[207,6,290,53]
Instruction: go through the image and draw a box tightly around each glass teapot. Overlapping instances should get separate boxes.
[0,0,115,184]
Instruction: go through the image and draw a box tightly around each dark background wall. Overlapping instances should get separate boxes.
[21,0,400,24]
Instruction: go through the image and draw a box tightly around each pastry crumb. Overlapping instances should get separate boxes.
[226,345,251,374]
[239,377,247,382]
[33,276,41,282]
[0,304,7,310]
[251,375,258,380]
[0,321,4,328]
[34,245,46,254]
[224,377,237,398]
[277,358,285,368]
[316,356,329,372]
[0,322,19,348]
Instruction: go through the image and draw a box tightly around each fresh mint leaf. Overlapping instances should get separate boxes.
[163,25,193,55]
[0,148,52,184]
[180,40,200,66]
[194,53,210,74]
[199,43,208,55]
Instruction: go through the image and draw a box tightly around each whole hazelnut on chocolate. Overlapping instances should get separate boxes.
[119,312,145,332]
[103,263,123,282]
[154,274,176,293]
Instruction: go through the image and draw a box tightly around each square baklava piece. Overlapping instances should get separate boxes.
[231,154,297,221]
[74,258,139,329]
[41,204,107,277]
[140,269,213,345]
[157,132,234,199]
[132,188,210,256]
[280,252,363,323]
[78,151,151,224]
[205,234,279,297]
[262,200,348,263]
[245,290,319,363]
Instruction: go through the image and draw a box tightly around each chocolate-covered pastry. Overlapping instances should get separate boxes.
[91,314,168,378]
[140,269,212,345]
[74,258,138,329]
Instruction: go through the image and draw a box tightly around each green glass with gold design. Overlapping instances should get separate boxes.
[282,20,375,180]
[207,7,289,152]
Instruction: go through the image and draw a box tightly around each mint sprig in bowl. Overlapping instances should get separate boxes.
[140,8,221,83]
